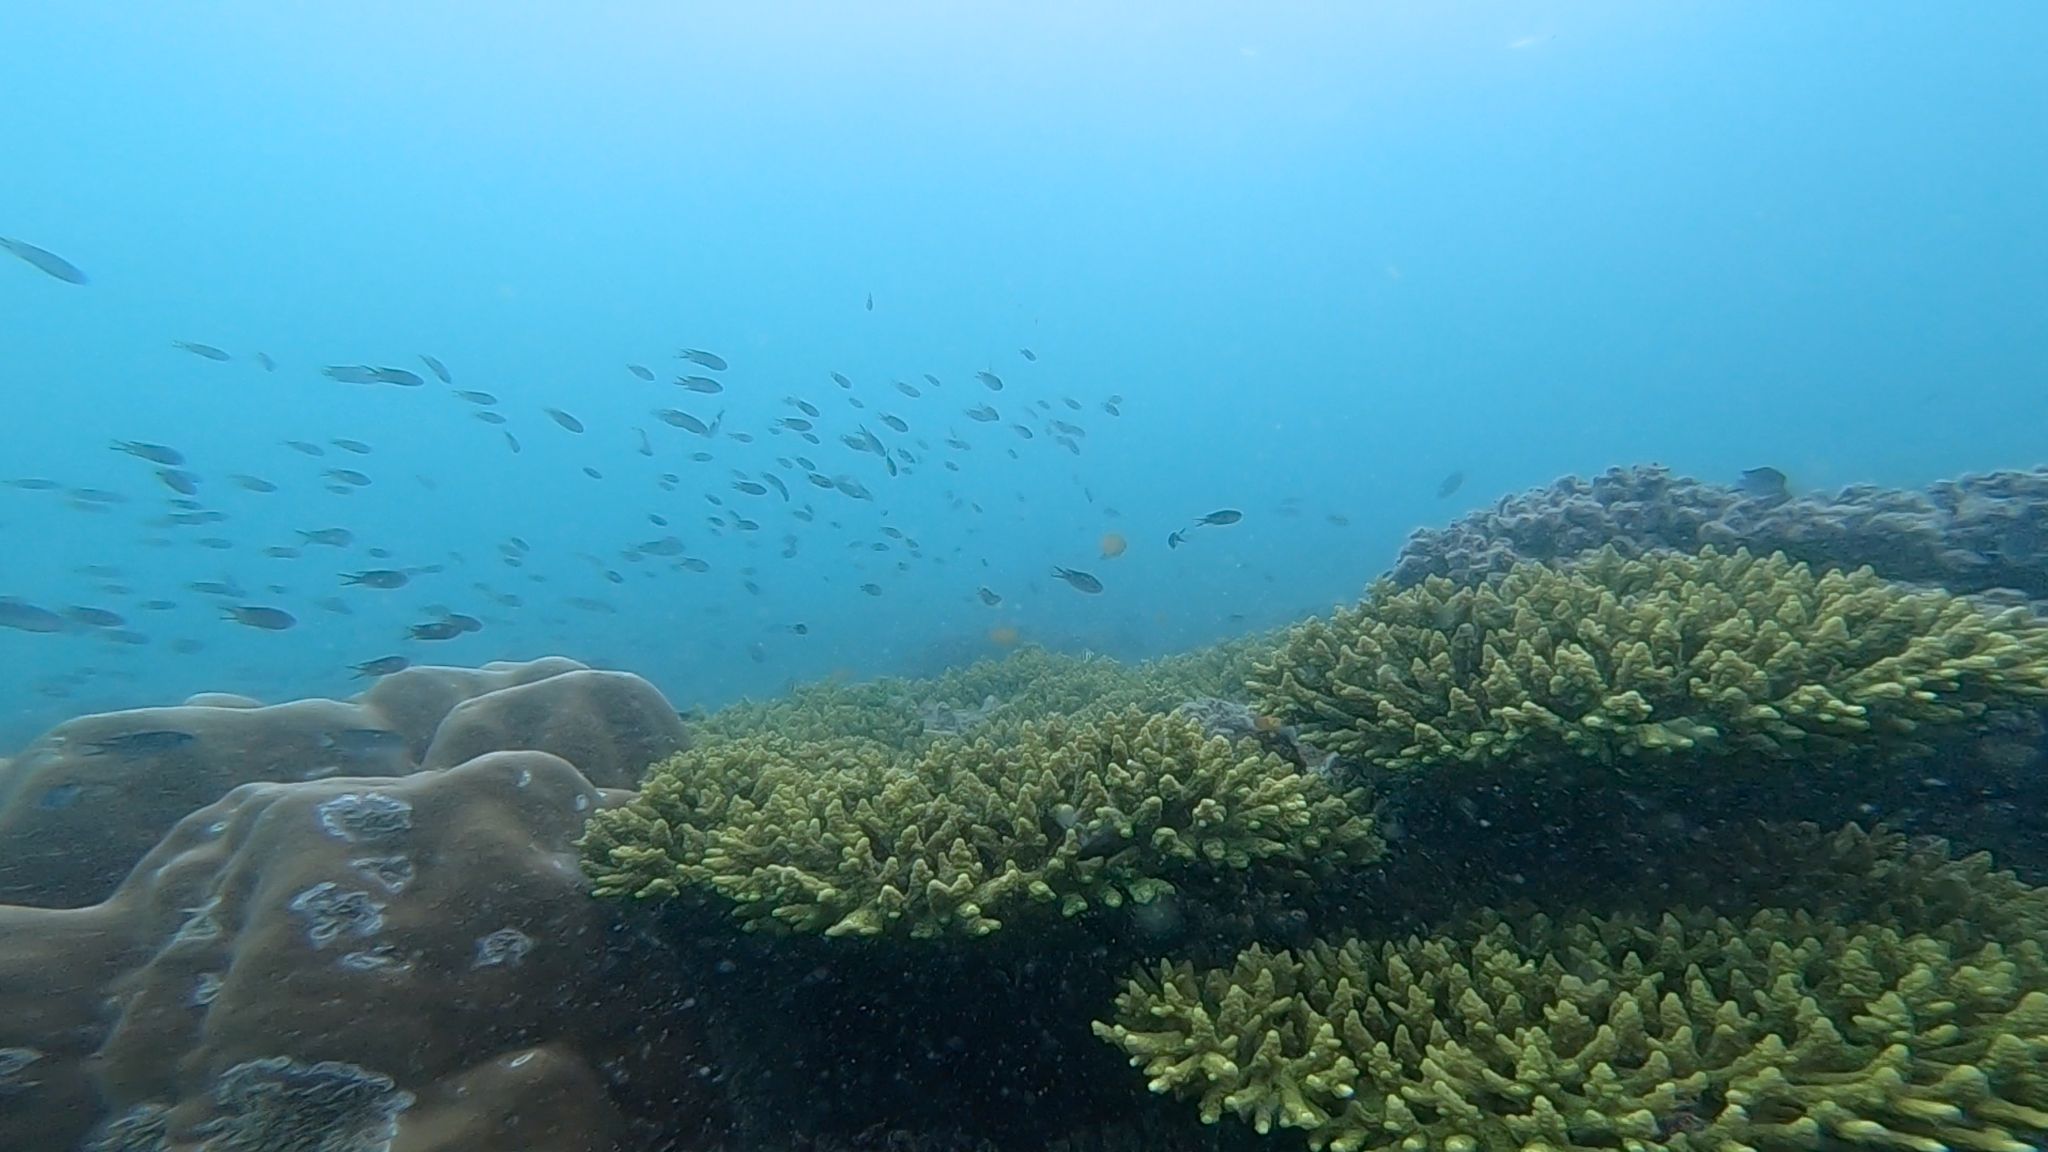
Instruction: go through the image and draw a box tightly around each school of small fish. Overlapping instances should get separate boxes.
[0,242,1441,703]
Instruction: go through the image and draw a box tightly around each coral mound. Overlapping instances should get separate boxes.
[0,751,649,1152]
[1250,546,2048,775]
[580,707,1379,939]
[1097,905,2048,1152]
[0,657,684,908]
[1393,463,2048,602]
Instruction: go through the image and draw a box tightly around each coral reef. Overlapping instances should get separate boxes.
[694,640,1273,754]
[0,694,710,1152]
[581,708,1379,938]
[0,658,678,907]
[1251,545,2048,775]
[1394,464,2048,601]
[1098,899,2048,1152]
[5,463,2046,1152]
[417,667,689,785]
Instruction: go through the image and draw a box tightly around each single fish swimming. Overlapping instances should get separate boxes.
[0,237,89,284]
[1051,567,1103,594]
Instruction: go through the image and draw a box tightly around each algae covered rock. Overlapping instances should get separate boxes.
[1250,545,2048,776]
[1097,904,2048,1152]
[581,708,1379,939]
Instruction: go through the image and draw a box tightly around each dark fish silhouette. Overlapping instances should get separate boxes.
[656,409,711,435]
[865,292,873,312]
[1019,348,1037,362]
[320,728,408,758]
[156,469,200,496]
[544,408,585,433]
[1739,467,1789,503]
[1051,567,1103,593]
[370,367,426,387]
[678,349,729,371]
[975,371,1004,391]
[1167,530,1187,549]
[66,605,124,628]
[112,441,185,466]
[256,352,276,372]
[0,237,88,284]
[351,655,411,678]
[331,438,372,454]
[224,605,296,630]
[229,473,276,493]
[1436,471,1466,499]
[299,527,353,547]
[629,364,655,381]
[454,390,498,405]
[342,570,409,589]
[420,354,452,383]
[0,598,66,632]
[677,376,724,394]
[174,341,230,361]
[1196,509,1242,526]
[977,586,1002,606]
[408,620,464,641]
[83,730,196,756]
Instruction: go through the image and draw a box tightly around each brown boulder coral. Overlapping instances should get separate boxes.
[0,658,679,908]
[419,668,688,787]
[0,751,697,1152]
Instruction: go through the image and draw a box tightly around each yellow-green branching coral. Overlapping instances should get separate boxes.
[1249,546,2048,774]
[693,638,1284,753]
[580,710,1379,939]
[578,734,894,901]
[1098,906,2048,1152]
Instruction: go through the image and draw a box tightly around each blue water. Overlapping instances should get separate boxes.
[3,3,2045,746]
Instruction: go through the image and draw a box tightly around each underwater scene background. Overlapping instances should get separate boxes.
[5,5,2048,1152]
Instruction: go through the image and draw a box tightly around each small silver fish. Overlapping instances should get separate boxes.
[0,237,88,284]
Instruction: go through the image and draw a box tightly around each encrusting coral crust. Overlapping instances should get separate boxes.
[580,708,1379,938]
[1250,546,2048,775]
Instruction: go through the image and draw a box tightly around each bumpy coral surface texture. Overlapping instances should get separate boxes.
[581,708,1379,939]
[1098,907,2048,1152]
[1251,546,2048,775]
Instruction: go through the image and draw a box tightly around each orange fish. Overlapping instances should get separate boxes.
[1099,532,1127,559]
[987,624,1021,647]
